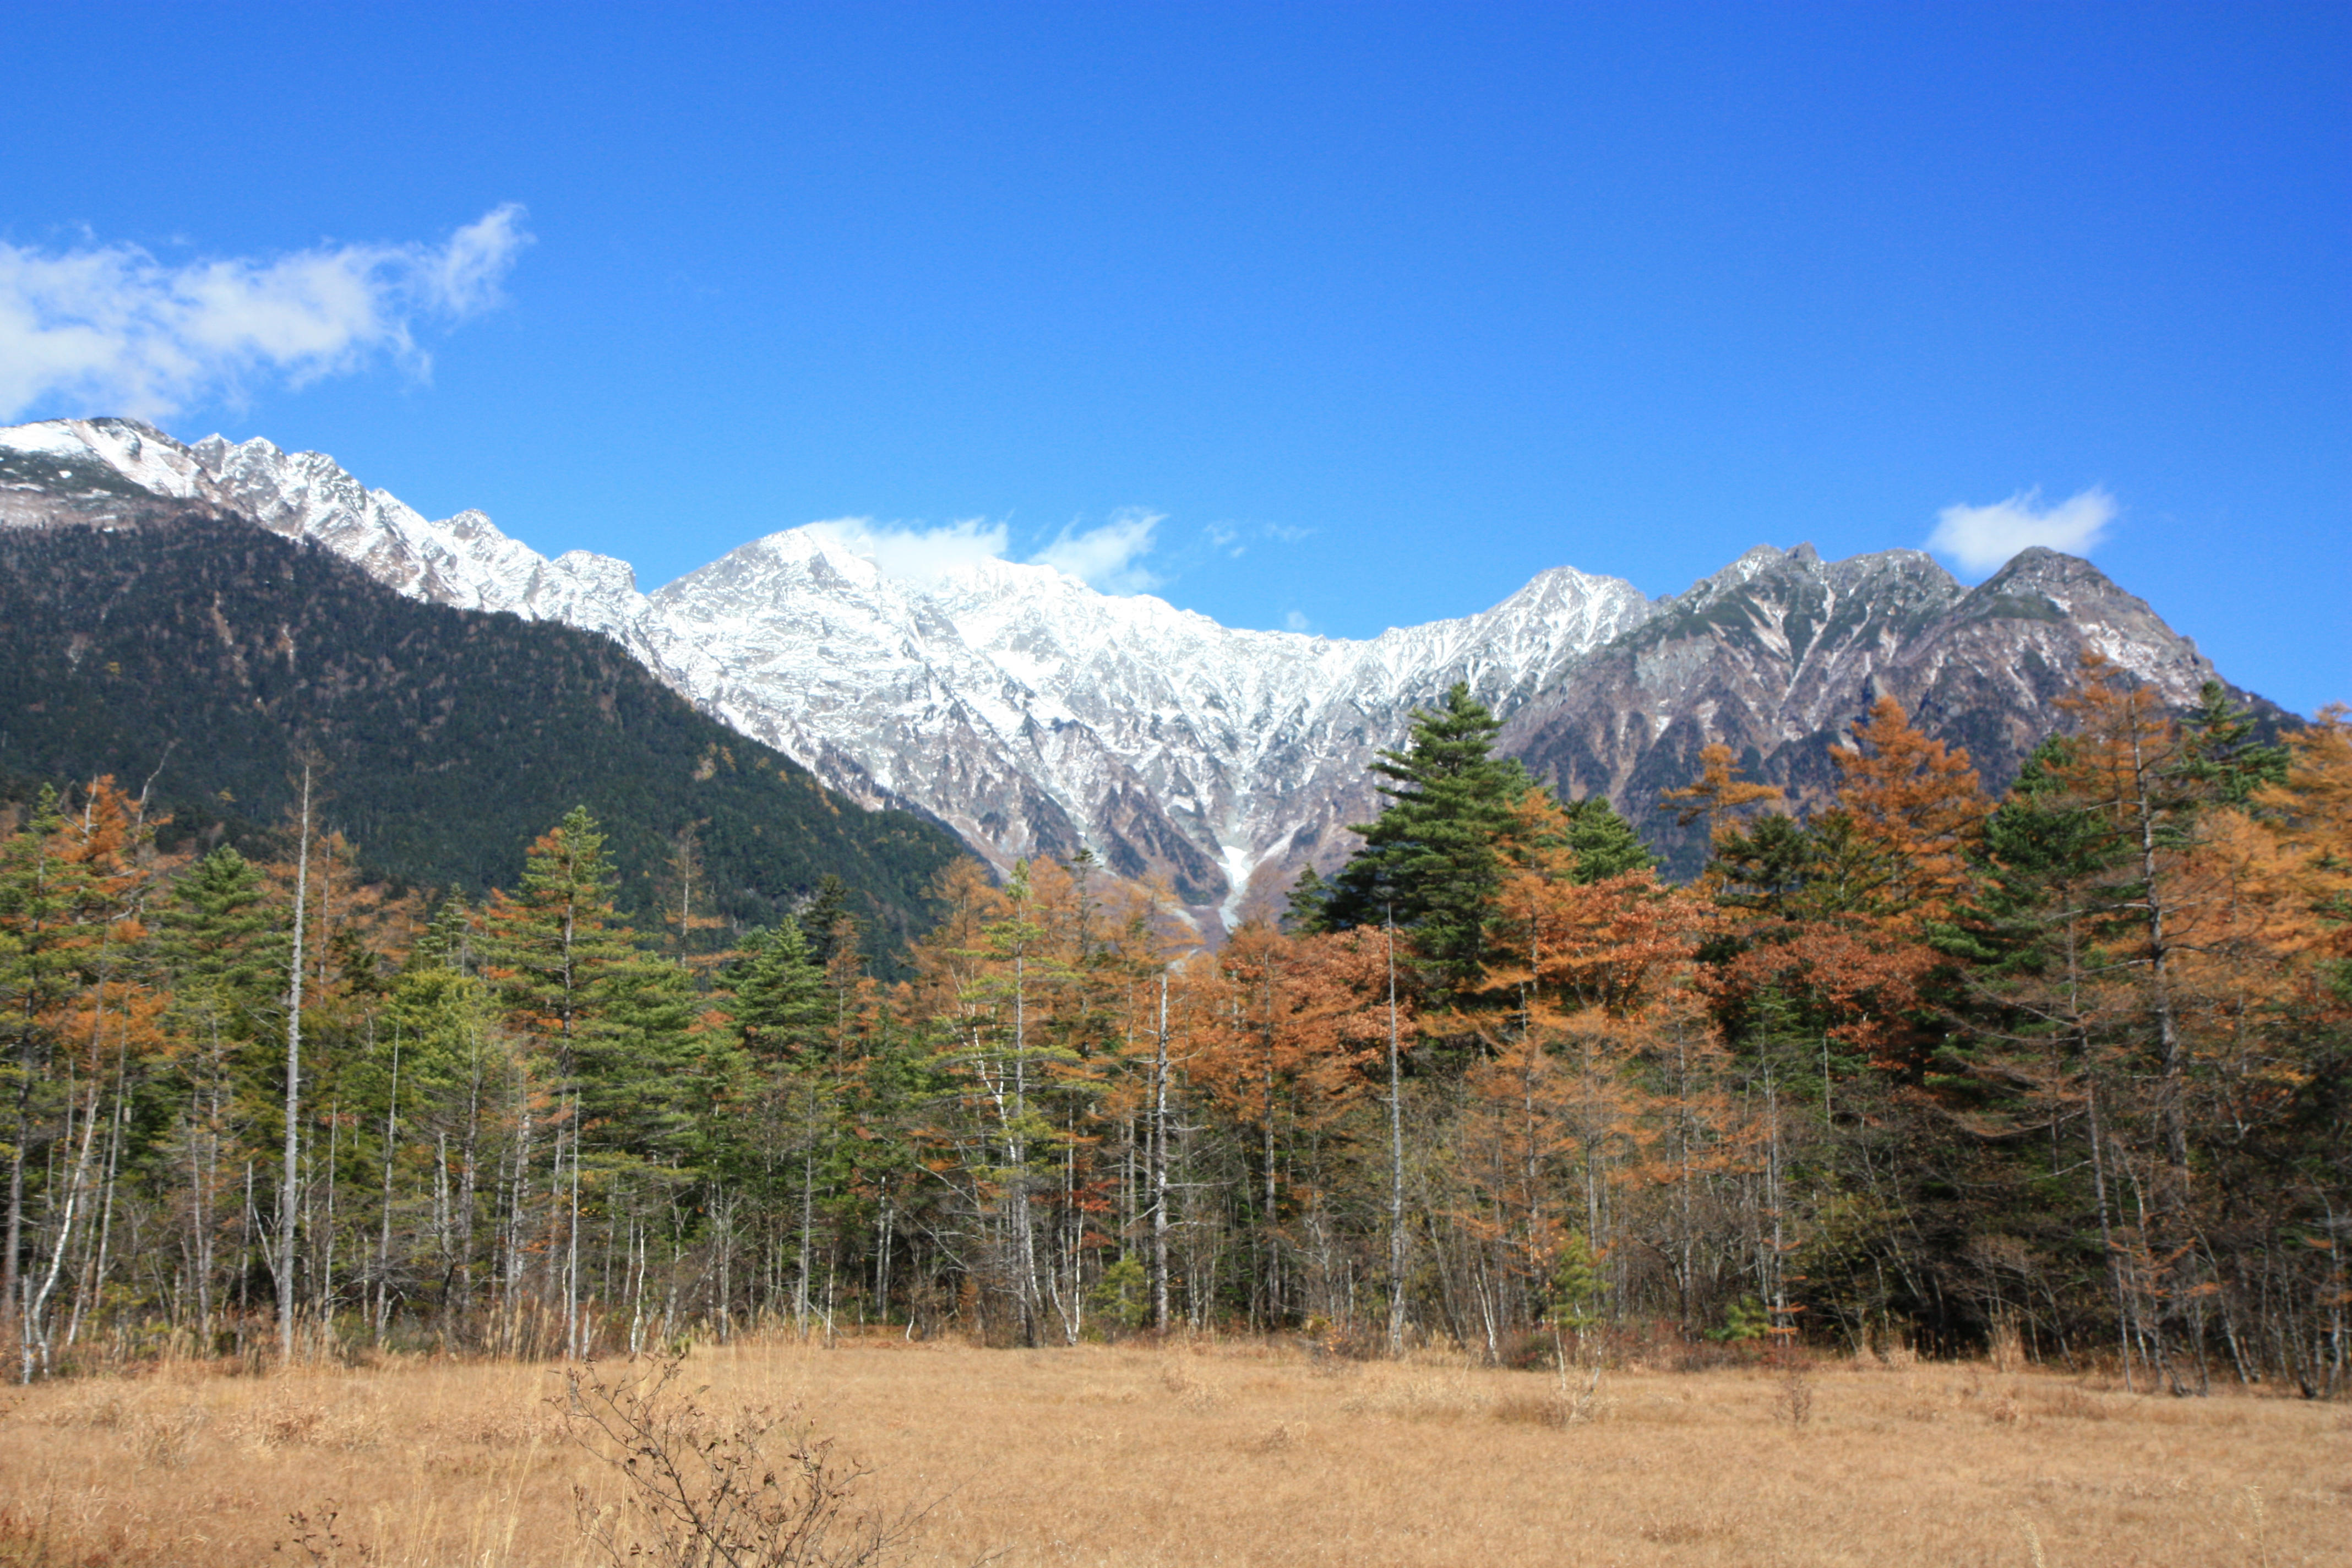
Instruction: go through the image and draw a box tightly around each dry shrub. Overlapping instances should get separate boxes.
[562,1355,925,1567]
[1249,1421,1299,1453]
[129,1403,208,1468]
[1768,1344,1814,1429]
[1159,1363,1222,1411]
[2030,1386,2109,1422]
[1639,1513,1733,1545]
[1490,1390,1567,1427]
[275,1502,379,1567]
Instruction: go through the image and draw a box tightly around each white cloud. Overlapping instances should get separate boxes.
[810,516,1010,584]
[0,205,531,421]
[1032,508,1164,594]
[1283,609,1315,634]
[1928,486,2117,575]
[809,506,1169,595]
[1204,522,1247,558]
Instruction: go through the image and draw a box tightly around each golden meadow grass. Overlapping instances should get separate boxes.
[1,1338,2345,1566]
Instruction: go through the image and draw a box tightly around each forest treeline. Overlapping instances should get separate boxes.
[1,654,2345,1395]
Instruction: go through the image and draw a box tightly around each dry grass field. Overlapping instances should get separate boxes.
[0,1336,2344,1567]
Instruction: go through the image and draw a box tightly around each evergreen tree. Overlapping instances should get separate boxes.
[725,918,829,1061]
[1280,865,1331,933]
[2177,679,2290,807]
[799,875,858,968]
[482,805,638,1067]
[1558,796,1657,883]
[589,955,721,1163]
[409,897,480,976]
[156,846,284,1036]
[1322,683,1530,999]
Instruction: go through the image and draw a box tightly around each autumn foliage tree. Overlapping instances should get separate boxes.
[0,656,2342,1390]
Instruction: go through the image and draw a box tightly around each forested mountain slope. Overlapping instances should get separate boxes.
[0,513,968,946]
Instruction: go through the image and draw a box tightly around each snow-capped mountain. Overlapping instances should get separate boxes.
[1,418,2246,927]
[648,526,1656,920]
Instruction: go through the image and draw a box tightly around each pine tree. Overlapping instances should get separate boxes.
[1280,865,1331,933]
[1322,682,1531,1000]
[726,919,829,1062]
[482,806,638,1068]
[799,875,858,968]
[1559,797,1657,884]
[2177,679,2290,807]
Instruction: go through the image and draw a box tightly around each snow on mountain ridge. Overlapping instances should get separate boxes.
[4,417,1667,929]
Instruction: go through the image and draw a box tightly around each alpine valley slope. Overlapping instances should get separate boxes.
[1,418,2257,924]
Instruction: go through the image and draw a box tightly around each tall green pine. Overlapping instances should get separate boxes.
[1321,682,1529,999]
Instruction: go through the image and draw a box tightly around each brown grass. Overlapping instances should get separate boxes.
[0,1337,2344,1566]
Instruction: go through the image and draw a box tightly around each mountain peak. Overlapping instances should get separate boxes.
[1978,545,2101,591]
[0,416,2246,932]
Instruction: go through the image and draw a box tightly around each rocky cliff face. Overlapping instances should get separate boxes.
[1502,542,2241,874]
[2,417,2257,924]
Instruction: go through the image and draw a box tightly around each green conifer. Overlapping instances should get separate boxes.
[1323,682,1529,998]
[1559,796,1657,883]
[725,917,830,1061]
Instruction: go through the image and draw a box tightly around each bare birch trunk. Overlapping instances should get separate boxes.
[1386,911,1407,1357]
[278,765,312,1364]
[1152,972,1170,1334]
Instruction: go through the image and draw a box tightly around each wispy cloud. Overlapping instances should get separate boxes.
[1283,608,1316,634]
[0,205,531,421]
[810,516,1010,584]
[1032,508,1164,594]
[1928,486,2117,575]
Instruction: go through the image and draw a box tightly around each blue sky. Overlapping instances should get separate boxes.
[3,4,2344,715]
